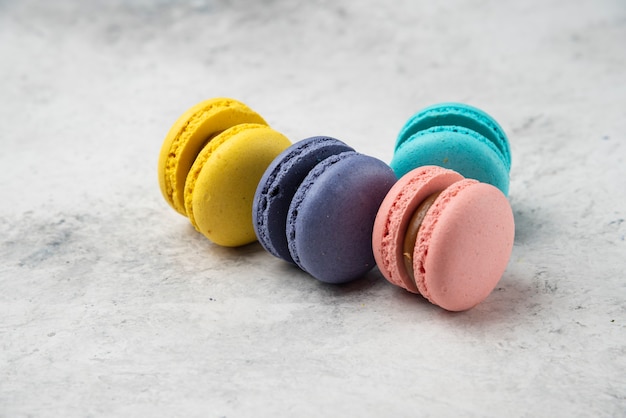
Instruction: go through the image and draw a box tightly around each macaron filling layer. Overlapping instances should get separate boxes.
[402,191,441,283]
[412,179,477,303]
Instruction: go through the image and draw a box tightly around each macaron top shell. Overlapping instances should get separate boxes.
[391,126,510,195]
[372,166,464,293]
[395,102,511,170]
[253,137,354,262]
[286,152,397,284]
[158,97,267,215]
[185,123,291,247]
[414,179,514,311]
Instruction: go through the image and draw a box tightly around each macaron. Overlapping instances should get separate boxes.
[253,137,397,284]
[158,98,291,247]
[372,165,514,311]
[390,103,511,195]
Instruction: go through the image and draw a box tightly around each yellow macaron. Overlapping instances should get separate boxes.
[158,97,268,215]
[158,98,291,247]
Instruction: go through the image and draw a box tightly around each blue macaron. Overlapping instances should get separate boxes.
[253,136,397,284]
[253,136,354,262]
[390,103,511,195]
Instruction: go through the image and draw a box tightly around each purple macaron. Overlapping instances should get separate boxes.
[253,136,397,284]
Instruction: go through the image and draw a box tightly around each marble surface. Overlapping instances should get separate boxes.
[1,0,625,416]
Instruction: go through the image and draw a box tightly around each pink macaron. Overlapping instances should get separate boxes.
[372,165,515,311]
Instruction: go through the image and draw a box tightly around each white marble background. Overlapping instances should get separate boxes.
[1,0,625,416]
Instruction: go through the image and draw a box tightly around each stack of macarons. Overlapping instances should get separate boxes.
[158,98,515,311]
